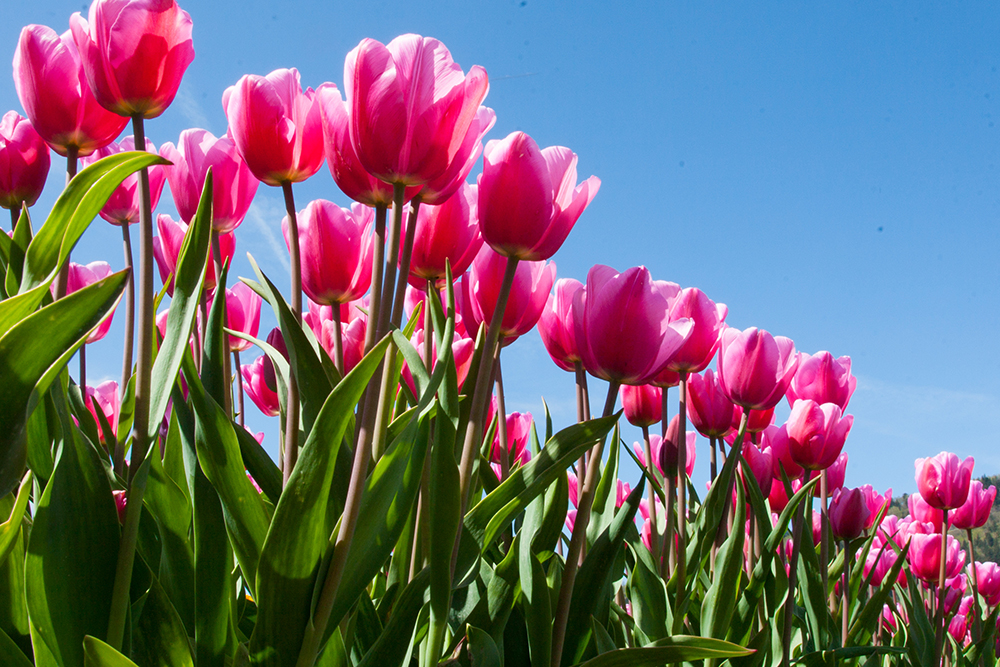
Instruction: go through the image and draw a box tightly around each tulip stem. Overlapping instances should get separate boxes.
[234,351,244,427]
[551,380,620,667]
[641,424,661,567]
[281,182,302,485]
[423,280,436,373]
[574,361,590,486]
[934,510,949,665]
[842,539,850,646]
[495,354,510,482]
[326,303,344,376]
[211,231,233,416]
[8,208,15,231]
[782,481,805,667]
[968,528,982,646]
[390,199,420,327]
[120,222,135,418]
[821,470,830,618]
[53,149,78,300]
[710,436,717,481]
[363,204,388,354]
[79,344,87,394]
[675,373,689,596]
[378,184,406,336]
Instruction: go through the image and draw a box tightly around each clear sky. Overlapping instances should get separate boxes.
[2,1,998,496]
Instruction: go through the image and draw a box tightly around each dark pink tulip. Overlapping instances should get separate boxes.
[865,543,906,587]
[803,452,848,498]
[915,452,975,511]
[223,68,324,186]
[284,200,374,306]
[462,245,555,346]
[951,480,996,530]
[949,596,974,645]
[403,182,483,286]
[574,265,692,385]
[13,25,128,156]
[226,282,262,353]
[972,562,1000,607]
[161,128,259,232]
[762,424,803,481]
[657,416,697,477]
[320,317,366,374]
[85,380,120,445]
[829,487,870,541]
[478,131,600,261]
[153,213,235,294]
[768,478,797,513]
[490,412,533,479]
[665,288,727,374]
[786,351,857,412]
[908,493,944,532]
[112,489,127,523]
[621,384,662,428]
[400,328,474,397]
[686,369,736,438]
[345,34,489,186]
[70,0,194,119]
[811,510,823,545]
[785,399,853,471]
[741,440,773,498]
[81,136,165,225]
[909,533,966,583]
[649,367,682,389]
[735,405,775,435]
[0,111,50,210]
[537,278,584,372]
[242,356,279,417]
[305,297,368,340]
[417,106,495,205]
[858,484,893,529]
[60,261,116,343]
[716,327,799,411]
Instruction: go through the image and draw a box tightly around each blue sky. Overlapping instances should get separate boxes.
[2,1,998,495]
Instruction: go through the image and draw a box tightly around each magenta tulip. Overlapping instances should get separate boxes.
[642,415,696,477]
[865,543,906,587]
[0,111,50,210]
[858,484,893,529]
[804,452,848,498]
[915,452,975,511]
[537,278,585,373]
[785,399,853,471]
[665,288,727,374]
[242,356,279,417]
[345,34,489,186]
[908,493,945,532]
[762,423,803,481]
[951,480,996,530]
[226,283,262,353]
[13,25,128,156]
[85,380,120,446]
[735,405,776,435]
[972,562,1000,607]
[153,214,235,294]
[909,533,966,583]
[319,317,366,375]
[786,350,857,411]
[403,182,483,286]
[741,440,774,498]
[401,328,474,398]
[716,326,799,411]
[574,265,692,385]
[60,261,116,343]
[161,128,259,232]
[478,131,600,261]
[223,68,324,186]
[490,412,533,480]
[80,136,165,225]
[621,384,662,428]
[686,369,736,438]
[416,106,496,205]
[829,487,870,541]
[70,0,194,119]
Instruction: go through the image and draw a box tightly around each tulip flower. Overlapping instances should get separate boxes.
[741,440,774,498]
[785,399,853,471]
[153,214,235,294]
[621,384,662,428]
[55,261,117,344]
[477,131,600,261]
[242,357,280,417]
[112,489,127,523]
[85,380,120,447]
[829,487,870,541]
[915,452,975,511]
[865,543,906,587]
[951,480,995,531]
[632,431,696,480]
[735,405,776,435]
[226,283,262,353]
[948,596,974,645]
[574,265,692,385]
[400,328,474,398]
[665,288,728,374]
[686,369,736,438]
[223,68,324,186]
[70,0,194,119]
[858,484,893,529]
[319,317,366,376]
[908,492,944,532]
[972,562,1000,607]
[716,327,799,411]
[489,412,533,480]
[345,34,489,186]
[13,24,128,157]
[786,350,857,411]
[909,533,966,583]
[402,183,484,287]
[538,278,585,373]
[161,128,259,232]
[804,452,848,498]
[762,424,803,481]
[0,111,50,212]
[416,106,496,205]
[80,137,165,225]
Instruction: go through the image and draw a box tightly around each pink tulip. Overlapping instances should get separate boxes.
[461,245,555,346]
[345,34,489,186]
[0,111,50,210]
[320,317,366,375]
[735,405,776,435]
[417,106,496,205]
[54,261,117,343]
[478,131,600,261]
[112,489,127,523]
[949,596,974,645]
[305,297,368,340]
[70,0,194,119]
[400,328,474,398]
[403,182,483,286]
[226,283,262,353]
[785,351,857,411]
[574,265,692,385]
[785,399,853,471]
[768,478,796,513]
[762,424,803,481]
[665,288,727,374]
[716,327,799,411]
[160,129,259,232]
[909,532,966,583]
[490,411,533,479]
[284,200,374,306]
[882,604,899,634]
[829,487,870,541]
[803,452,848,498]
[686,369,736,438]
[907,493,944,532]
[80,136,165,225]
[242,355,279,417]
[865,543,906,587]
[568,471,579,508]
[537,278,585,372]
[223,68,324,186]
[153,214,235,294]
[85,380,120,445]
[13,25,128,156]
[858,484,893,529]
[972,562,1000,607]
[740,440,773,498]
[616,481,632,509]
[621,384,662,428]
[811,510,823,545]
[952,481,996,530]
[650,367,682,389]
[915,452,975,511]
[658,416,697,477]
[943,575,968,616]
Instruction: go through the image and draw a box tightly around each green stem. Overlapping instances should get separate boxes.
[391,198,421,327]
[281,182,302,485]
[79,343,87,394]
[54,148,78,300]
[211,230,232,416]
[641,424,661,567]
[933,510,949,665]
[377,185,406,337]
[234,350,244,427]
[968,528,982,648]
[675,373,689,596]
[330,303,344,376]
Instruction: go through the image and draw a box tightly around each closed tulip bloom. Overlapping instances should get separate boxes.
[226,283,262,352]
[400,328,474,398]
[657,416,697,477]
[786,351,857,412]
[404,182,483,285]
[319,317,366,375]
[0,111,50,210]
[490,412,533,479]
[284,200,374,306]
[858,484,893,529]
[951,480,996,530]
[538,278,584,372]
[161,128,259,232]
[686,369,736,438]
[13,25,128,156]
[153,214,234,294]
[909,533,966,583]
[865,544,906,587]
[417,106,496,205]
[70,0,194,119]
[735,405,776,434]
[223,68,324,186]
[574,265,692,385]
[741,441,773,498]
[915,452,975,511]
[649,366,682,389]
[804,452,848,498]
[81,136,165,224]
[60,261,116,342]
[665,288,728,373]
[829,487,870,541]
[241,356,279,417]
[85,380,120,445]
[908,493,944,532]
[785,399,853,471]
[762,424,803,481]
[972,562,1000,607]
[621,384,662,428]
[716,326,799,411]
[346,34,489,186]
[478,131,600,261]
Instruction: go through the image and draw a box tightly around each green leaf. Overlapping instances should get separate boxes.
[590,616,617,655]
[701,478,746,640]
[846,542,909,646]
[355,569,430,667]
[0,472,31,569]
[0,625,31,667]
[793,645,907,666]
[571,635,753,666]
[522,551,553,667]
[235,423,281,505]
[83,635,140,667]
[4,207,32,300]
[130,576,196,667]
[626,540,668,643]
[467,625,502,667]
[587,423,620,546]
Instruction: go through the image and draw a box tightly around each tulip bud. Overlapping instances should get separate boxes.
[716,327,799,411]
[621,384,662,428]
[0,111,50,211]
[952,481,997,530]
[829,487,870,541]
[915,452,975,511]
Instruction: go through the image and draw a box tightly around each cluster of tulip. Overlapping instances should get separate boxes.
[0,1,995,666]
